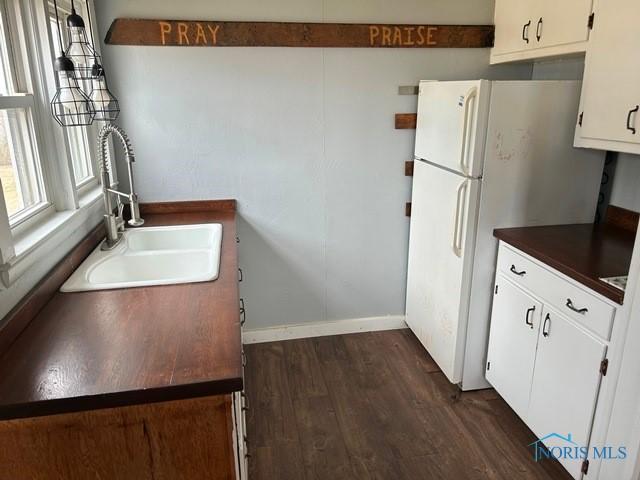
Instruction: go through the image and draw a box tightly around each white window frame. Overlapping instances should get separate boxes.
[0,0,106,286]
[0,0,54,229]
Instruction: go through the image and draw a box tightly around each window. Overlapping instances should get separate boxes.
[0,1,48,225]
[0,0,104,280]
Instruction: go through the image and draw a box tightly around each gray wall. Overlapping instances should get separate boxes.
[611,154,640,211]
[94,0,532,330]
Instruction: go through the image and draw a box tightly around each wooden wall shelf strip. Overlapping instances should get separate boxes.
[140,199,236,215]
[395,113,417,129]
[106,19,494,48]
[405,160,414,176]
[398,85,419,95]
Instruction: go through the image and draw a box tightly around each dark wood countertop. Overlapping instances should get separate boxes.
[494,221,635,305]
[0,201,242,420]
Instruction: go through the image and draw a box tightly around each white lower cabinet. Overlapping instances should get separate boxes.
[232,391,249,480]
[486,277,542,420]
[487,243,613,479]
[527,307,607,478]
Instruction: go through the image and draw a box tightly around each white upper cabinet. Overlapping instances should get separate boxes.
[491,0,531,56]
[491,0,594,64]
[574,0,640,154]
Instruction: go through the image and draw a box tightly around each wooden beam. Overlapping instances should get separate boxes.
[405,160,414,176]
[395,113,417,129]
[105,19,494,48]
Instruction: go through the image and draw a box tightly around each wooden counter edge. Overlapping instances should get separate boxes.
[493,228,625,305]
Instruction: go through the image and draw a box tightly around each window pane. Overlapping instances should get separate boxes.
[68,127,92,185]
[0,109,45,219]
[0,5,12,95]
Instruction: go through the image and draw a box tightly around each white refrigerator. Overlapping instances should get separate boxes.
[406,80,605,391]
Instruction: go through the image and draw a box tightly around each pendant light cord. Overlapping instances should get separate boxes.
[52,0,64,56]
[84,0,98,63]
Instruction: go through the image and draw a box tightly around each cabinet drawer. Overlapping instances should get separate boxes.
[497,244,614,340]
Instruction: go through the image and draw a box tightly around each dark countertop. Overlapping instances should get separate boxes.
[494,223,635,305]
[0,201,242,420]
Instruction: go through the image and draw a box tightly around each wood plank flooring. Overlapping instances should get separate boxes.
[244,329,572,480]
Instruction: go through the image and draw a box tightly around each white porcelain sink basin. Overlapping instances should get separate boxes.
[61,223,223,292]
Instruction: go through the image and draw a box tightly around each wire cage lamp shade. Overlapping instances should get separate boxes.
[50,55,96,127]
[65,2,98,80]
[89,64,120,121]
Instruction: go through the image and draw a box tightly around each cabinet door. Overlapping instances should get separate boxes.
[492,0,533,55]
[535,0,592,49]
[578,0,640,147]
[528,308,606,479]
[486,276,542,420]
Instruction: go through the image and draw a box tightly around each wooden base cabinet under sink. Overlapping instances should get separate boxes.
[486,242,615,479]
[0,393,248,480]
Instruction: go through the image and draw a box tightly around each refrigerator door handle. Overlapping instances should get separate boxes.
[452,180,468,258]
[459,87,478,177]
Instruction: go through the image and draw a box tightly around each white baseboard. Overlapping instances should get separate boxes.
[242,315,407,344]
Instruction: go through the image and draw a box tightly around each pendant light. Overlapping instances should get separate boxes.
[64,0,98,80]
[84,0,120,121]
[89,64,120,121]
[50,0,95,127]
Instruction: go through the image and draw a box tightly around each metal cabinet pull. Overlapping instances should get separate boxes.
[238,268,243,282]
[242,350,247,367]
[510,264,526,276]
[522,20,531,43]
[542,313,551,337]
[627,105,639,134]
[239,298,246,326]
[536,18,543,41]
[566,298,588,315]
[525,306,536,329]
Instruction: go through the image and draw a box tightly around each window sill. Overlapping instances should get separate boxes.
[0,186,103,288]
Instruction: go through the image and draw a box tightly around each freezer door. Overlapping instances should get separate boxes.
[414,80,490,178]
[406,160,480,384]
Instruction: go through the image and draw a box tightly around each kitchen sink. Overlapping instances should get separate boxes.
[61,223,223,292]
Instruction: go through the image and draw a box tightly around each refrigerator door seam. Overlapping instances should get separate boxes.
[414,157,482,180]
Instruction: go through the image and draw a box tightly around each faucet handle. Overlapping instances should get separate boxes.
[116,202,126,231]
